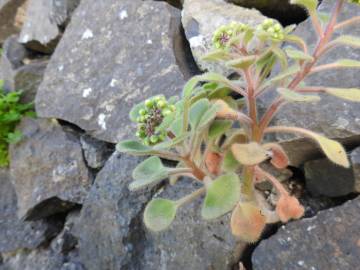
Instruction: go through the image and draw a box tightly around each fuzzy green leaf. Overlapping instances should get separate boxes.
[270,65,300,83]
[116,140,153,155]
[277,88,321,102]
[198,103,221,129]
[202,173,241,220]
[170,117,184,137]
[202,49,231,62]
[226,55,257,70]
[144,199,177,232]
[271,47,288,70]
[324,88,360,102]
[209,120,233,139]
[333,35,360,48]
[231,142,269,166]
[285,47,314,61]
[189,98,210,129]
[130,156,168,191]
[222,150,240,172]
[153,133,189,150]
[331,59,360,68]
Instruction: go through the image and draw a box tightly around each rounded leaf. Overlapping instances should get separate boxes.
[209,120,233,139]
[144,199,177,232]
[231,142,270,166]
[276,195,304,222]
[277,88,320,103]
[325,88,360,102]
[202,173,241,219]
[116,140,153,155]
[230,202,266,243]
[130,157,168,191]
[263,143,289,169]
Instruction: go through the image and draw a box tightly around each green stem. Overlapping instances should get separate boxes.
[175,187,206,207]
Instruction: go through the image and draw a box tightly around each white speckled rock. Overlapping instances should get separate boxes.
[35,0,187,143]
[9,118,91,220]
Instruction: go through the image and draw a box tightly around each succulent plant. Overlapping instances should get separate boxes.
[117,0,360,242]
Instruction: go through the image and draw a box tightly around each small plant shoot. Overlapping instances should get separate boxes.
[117,0,360,242]
[0,80,35,167]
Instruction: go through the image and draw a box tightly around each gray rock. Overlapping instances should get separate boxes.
[76,152,244,270]
[226,0,308,25]
[80,134,113,169]
[181,0,268,75]
[142,179,243,270]
[18,0,80,53]
[9,118,91,220]
[252,197,360,270]
[304,158,356,197]
[0,169,62,253]
[0,0,27,44]
[36,0,187,143]
[76,153,154,270]
[351,147,360,193]
[261,0,360,166]
[0,35,48,103]
[1,248,64,270]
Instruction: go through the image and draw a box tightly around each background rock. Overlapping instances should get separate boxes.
[36,0,187,143]
[19,0,80,53]
[226,0,309,25]
[0,0,27,44]
[80,134,113,170]
[0,169,62,253]
[261,0,360,166]
[142,179,244,270]
[0,35,48,103]
[351,147,360,193]
[182,0,268,75]
[9,118,91,220]
[304,158,357,197]
[76,153,154,270]
[252,197,360,270]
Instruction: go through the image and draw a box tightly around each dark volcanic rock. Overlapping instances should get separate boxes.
[0,0,27,44]
[304,158,357,197]
[76,153,154,270]
[80,134,113,169]
[142,179,243,270]
[252,197,360,270]
[36,0,187,143]
[9,118,91,220]
[0,35,48,103]
[76,152,244,270]
[261,0,360,166]
[18,0,80,53]
[0,169,62,253]
[226,0,308,25]
[351,147,360,193]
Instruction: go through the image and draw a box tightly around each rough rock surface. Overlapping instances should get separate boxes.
[36,0,187,143]
[9,118,91,220]
[80,134,113,169]
[19,0,80,53]
[261,0,360,166]
[304,158,356,197]
[182,0,267,74]
[351,147,360,192]
[76,152,242,270]
[76,153,154,270]
[0,0,27,44]
[142,179,243,270]
[0,35,48,103]
[226,0,308,25]
[252,197,360,270]
[0,169,62,253]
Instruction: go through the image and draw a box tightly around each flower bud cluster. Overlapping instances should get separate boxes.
[135,96,175,145]
[212,22,250,49]
[256,19,284,41]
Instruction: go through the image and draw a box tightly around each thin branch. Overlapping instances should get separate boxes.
[255,166,288,196]
[309,62,351,74]
[334,16,360,30]
[176,187,206,207]
[154,151,183,161]
[310,11,324,38]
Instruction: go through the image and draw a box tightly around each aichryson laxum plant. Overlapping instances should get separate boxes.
[117,0,360,242]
